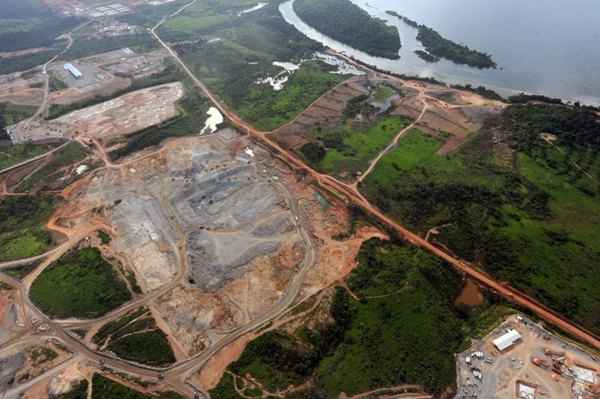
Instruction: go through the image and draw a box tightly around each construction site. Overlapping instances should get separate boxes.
[12,82,183,143]
[456,314,600,399]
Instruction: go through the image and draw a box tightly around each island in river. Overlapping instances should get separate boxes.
[294,0,401,59]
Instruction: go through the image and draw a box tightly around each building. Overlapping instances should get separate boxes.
[493,329,522,352]
[64,63,82,79]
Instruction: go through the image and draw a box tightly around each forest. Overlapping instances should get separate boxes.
[295,0,401,59]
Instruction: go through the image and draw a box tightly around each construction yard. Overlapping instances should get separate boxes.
[456,314,600,399]
[12,82,183,143]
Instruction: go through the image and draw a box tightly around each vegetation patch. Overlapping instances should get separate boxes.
[30,247,131,319]
[53,380,88,399]
[0,102,37,130]
[17,141,88,191]
[93,308,175,367]
[91,374,184,399]
[307,115,411,180]
[0,195,58,262]
[360,105,600,334]
[0,49,60,75]
[295,0,400,59]
[0,142,58,170]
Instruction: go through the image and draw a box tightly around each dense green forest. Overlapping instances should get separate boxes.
[30,248,131,319]
[386,11,495,68]
[295,0,400,59]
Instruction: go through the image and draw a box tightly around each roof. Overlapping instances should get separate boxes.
[517,382,536,399]
[493,329,522,351]
[64,63,82,78]
[573,365,596,384]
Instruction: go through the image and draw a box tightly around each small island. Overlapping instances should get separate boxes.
[387,10,496,69]
[294,0,401,59]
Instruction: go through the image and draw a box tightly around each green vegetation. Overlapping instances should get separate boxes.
[387,11,495,69]
[0,195,58,262]
[53,380,88,399]
[108,330,175,366]
[60,33,158,61]
[211,239,510,397]
[91,374,184,399]
[0,142,58,170]
[451,84,504,101]
[0,102,37,129]
[98,231,112,245]
[0,49,59,75]
[360,104,600,334]
[91,374,148,399]
[160,0,348,130]
[295,0,400,59]
[93,308,175,366]
[30,248,131,319]
[17,141,88,191]
[236,61,345,130]
[0,0,82,53]
[414,49,440,63]
[307,116,411,179]
[109,89,209,159]
[3,260,42,280]
[49,74,68,92]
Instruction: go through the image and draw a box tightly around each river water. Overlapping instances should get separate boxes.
[279,0,600,105]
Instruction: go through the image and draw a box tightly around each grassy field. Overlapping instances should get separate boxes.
[30,248,131,319]
[0,195,58,262]
[211,238,510,397]
[0,142,58,170]
[360,113,600,334]
[313,116,411,179]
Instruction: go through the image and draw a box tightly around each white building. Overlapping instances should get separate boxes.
[64,63,82,79]
[493,329,522,352]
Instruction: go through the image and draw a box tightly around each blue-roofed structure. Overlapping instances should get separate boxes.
[64,63,82,79]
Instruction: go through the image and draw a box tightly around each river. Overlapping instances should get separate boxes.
[279,0,600,105]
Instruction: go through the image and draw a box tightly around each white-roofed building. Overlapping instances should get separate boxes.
[493,328,522,352]
[64,63,82,79]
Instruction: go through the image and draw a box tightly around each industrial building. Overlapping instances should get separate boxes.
[64,63,82,79]
[493,328,522,352]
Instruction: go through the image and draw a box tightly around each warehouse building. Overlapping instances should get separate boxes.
[64,63,82,79]
[493,328,522,352]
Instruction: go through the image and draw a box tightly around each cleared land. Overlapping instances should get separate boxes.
[13,82,184,143]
